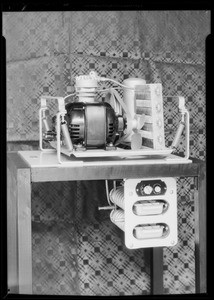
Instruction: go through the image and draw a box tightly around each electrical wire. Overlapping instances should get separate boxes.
[100,77,135,90]
[63,93,76,101]
[96,87,123,93]
[105,180,112,206]
[96,88,111,93]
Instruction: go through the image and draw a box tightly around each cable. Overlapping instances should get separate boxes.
[96,88,111,93]
[113,180,117,190]
[96,87,123,93]
[63,93,76,101]
[105,180,112,206]
[99,77,135,90]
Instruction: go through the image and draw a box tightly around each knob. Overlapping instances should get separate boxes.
[142,185,153,195]
[154,184,161,194]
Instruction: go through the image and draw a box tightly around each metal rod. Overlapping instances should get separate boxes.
[98,206,115,210]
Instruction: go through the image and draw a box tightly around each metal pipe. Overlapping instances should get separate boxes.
[171,121,185,149]
[61,122,73,151]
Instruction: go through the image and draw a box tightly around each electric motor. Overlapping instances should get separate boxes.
[61,102,125,149]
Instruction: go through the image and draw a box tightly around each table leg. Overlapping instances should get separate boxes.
[7,161,19,293]
[150,247,163,294]
[17,168,32,294]
[194,163,207,293]
[7,154,32,294]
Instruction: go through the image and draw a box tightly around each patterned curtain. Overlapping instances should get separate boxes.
[4,11,210,295]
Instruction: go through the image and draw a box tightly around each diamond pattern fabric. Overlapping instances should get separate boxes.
[6,55,70,141]
[137,11,210,65]
[3,12,70,61]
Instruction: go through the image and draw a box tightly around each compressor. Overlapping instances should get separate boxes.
[39,71,190,161]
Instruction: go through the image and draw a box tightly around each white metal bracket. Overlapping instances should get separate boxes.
[110,178,178,249]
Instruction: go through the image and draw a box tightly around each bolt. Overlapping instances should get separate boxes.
[156,103,161,112]
[171,240,175,245]
[129,243,133,249]
[129,192,133,196]
[157,119,162,128]
[155,86,161,96]
[158,135,163,144]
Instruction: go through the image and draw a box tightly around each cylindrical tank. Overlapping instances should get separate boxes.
[123,78,146,118]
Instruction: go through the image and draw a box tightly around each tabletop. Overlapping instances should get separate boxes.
[7,151,204,182]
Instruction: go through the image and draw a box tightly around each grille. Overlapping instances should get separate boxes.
[108,123,114,137]
[70,124,80,139]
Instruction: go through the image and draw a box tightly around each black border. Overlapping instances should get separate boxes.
[1,0,213,11]
[1,2,213,300]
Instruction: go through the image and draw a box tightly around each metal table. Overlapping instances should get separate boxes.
[7,151,206,295]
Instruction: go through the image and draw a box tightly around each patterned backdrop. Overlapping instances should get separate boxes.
[4,11,210,295]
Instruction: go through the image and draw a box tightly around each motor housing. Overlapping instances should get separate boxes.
[64,102,124,149]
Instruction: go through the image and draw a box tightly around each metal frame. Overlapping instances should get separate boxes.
[39,93,190,164]
[7,152,206,295]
